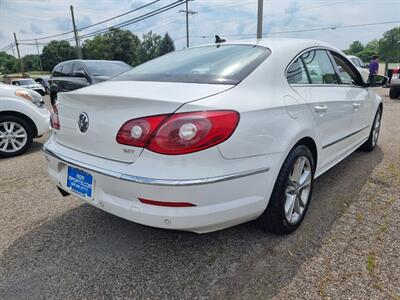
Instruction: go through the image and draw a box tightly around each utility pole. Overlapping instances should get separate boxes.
[35,39,43,71]
[257,0,264,39]
[70,5,83,59]
[13,32,24,75]
[179,0,197,48]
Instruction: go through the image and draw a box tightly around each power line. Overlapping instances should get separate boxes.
[78,0,161,31]
[18,0,162,42]
[69,0,185,41]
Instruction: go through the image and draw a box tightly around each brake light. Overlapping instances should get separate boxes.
[50,104,60,130]
[393,67,400,74]
[116,110,240,155]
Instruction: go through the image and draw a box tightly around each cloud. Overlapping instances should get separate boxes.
[30,23,43,34]
[77,16,92,29]
[285,0,300,16]
[52,17,70,32]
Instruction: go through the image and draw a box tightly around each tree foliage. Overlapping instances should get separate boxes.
[40,40,76,71]
[344,27,400,63]
[159,33,175,56]
[348,40,364,54]
[139,31,162,63]
[83,28,141,66]
[378,27,400,62]
[0,51,18,74]
[1,29,175,74]
[22,54,41,72]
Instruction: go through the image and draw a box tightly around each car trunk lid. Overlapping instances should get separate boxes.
[54,80,233,163]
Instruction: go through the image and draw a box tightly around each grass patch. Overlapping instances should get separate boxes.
[366,252,376,273]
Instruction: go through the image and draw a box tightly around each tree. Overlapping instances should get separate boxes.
[365,39,379,52]
[159,33,175,56]
[378,26,400,62]
[83,28,141,66]
[0,51,18,74]
[347,40,364,55]
[22,54,40,72]
[139,31,162,63]
[40,40,76,71]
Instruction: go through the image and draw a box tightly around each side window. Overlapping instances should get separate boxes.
[72,63,86,76]
[53,65,62,77]
[286,58,310,84]
[61,63,73,76]
[351,58,360,67]
[301,50,339,84]
[330,52,362,86]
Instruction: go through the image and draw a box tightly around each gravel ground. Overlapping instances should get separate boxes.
[0,89,399,299]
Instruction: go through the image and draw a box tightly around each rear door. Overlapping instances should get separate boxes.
[288,49,354,170]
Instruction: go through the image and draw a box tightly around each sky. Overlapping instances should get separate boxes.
[0,0,399,56]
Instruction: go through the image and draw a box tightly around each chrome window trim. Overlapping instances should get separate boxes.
[285,46,365,88]
[42,146,270,186]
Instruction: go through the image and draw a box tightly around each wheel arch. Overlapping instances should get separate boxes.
[0,111,38,137]
[294,136,318,170]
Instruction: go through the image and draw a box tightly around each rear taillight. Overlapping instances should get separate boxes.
[393,67,400,74]
[50,104,60,130]
[116,110,240,155]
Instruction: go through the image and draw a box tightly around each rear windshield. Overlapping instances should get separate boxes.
[85,61,132,77]
[113,45,270,85]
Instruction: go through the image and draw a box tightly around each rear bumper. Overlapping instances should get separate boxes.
[43,139,279,233]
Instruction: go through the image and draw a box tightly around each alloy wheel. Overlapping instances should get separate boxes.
[372,110,381,147]
[284,156,312,225]
[0,121,28,153]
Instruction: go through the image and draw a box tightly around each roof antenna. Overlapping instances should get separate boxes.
[215,35,226,44]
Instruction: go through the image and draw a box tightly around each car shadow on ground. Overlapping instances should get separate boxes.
[0,147,384,299]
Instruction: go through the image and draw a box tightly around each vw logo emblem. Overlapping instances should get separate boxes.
[78,112,89,133]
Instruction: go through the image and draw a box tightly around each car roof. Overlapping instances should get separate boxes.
[192,38,341,61]
[346,55,359,59]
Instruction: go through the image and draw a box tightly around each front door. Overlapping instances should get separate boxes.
[289,49,354,171]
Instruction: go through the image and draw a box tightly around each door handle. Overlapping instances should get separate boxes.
[314,105,328,113]
[353,102,361,109]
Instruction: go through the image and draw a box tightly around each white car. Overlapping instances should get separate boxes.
[11,78,46,95]
[0,83,50,157]
[347,55,369,82]
[43,39,387,234]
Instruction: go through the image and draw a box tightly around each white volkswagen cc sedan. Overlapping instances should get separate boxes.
[1,83,50,158]
[43,39,386,234]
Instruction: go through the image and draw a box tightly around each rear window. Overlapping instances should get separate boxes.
[85,61,131,77]
[113,45,270,85]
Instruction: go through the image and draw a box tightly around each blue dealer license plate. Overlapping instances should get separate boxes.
[67,166,93,198]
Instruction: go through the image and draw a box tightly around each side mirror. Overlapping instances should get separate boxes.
[368,75,388,87]
[73,70,87,78]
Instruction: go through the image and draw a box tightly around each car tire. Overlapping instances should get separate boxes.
[389,88,399,99]
[359,108,382,152]
[0,115,34,158]
[257,144,315,234]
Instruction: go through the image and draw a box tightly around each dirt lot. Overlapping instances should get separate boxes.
[0,89,399,299]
